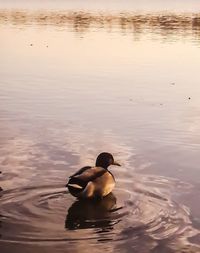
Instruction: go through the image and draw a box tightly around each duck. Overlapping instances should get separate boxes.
[66,152,120,199]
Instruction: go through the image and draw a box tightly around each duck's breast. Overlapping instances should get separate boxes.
[93,171,115,197]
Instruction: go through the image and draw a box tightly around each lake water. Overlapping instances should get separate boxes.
[1,1,200,252]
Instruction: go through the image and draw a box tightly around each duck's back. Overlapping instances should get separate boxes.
[67,166,115,198]
[75,166,107,181]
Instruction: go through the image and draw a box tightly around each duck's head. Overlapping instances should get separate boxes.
[95,152,121,169]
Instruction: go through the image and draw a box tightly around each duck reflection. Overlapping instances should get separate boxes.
[65,193,119,230]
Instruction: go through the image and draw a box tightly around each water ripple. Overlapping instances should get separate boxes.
[0,179,199,252]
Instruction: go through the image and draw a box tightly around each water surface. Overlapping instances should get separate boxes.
[1,1,200,252]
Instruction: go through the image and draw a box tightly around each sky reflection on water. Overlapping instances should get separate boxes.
[1,0,200,12]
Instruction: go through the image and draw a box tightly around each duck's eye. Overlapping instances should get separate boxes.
[109,158,114,165]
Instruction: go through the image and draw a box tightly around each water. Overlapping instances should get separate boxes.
[1,1,200,252]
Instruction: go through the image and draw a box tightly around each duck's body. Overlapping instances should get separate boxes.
[66,153,120,199]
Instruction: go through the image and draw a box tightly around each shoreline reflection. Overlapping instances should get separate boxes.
[0,10,200,40]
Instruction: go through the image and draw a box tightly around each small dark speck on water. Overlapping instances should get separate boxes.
[188,97,191,100]
[0,171,2,191]
[30,43,33,46]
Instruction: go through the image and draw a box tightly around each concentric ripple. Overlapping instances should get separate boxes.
[0,177,199,252]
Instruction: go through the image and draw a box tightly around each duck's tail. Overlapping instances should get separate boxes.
[66,183,83,189]
[66,177,87,196]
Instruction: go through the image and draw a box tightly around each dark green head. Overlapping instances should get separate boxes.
[95,152,121,169]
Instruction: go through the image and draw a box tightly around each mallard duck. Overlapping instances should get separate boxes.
[66,152,120,199]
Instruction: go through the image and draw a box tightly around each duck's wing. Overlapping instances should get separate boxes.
[69,166,92,178]
[66,166,92,190]
[74,167,107,182]
[67,167,106,195]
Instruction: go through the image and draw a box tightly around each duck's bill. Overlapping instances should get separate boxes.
[113,161,121,166]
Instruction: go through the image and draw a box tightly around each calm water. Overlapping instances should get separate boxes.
[1,1,200,252]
